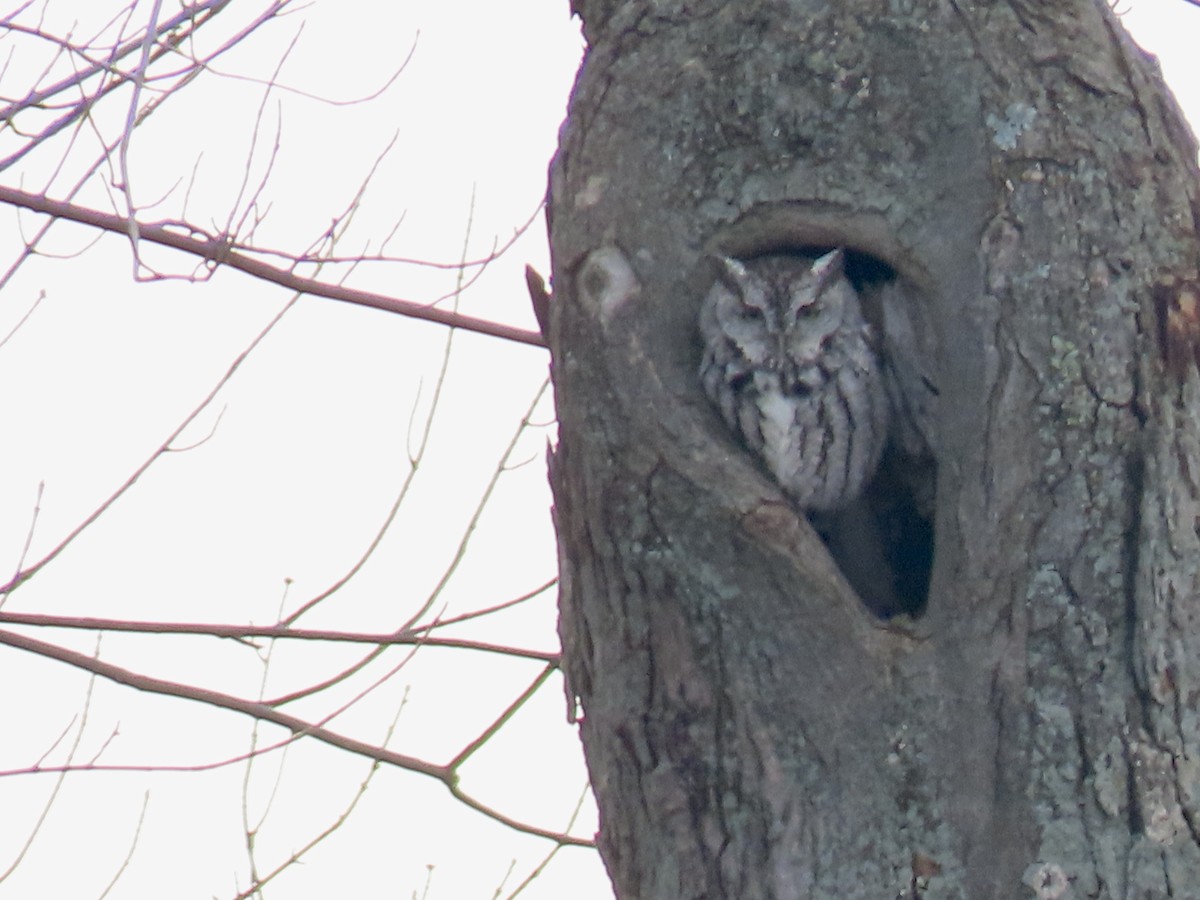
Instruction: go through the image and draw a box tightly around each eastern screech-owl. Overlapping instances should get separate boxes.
[698,249,890,512]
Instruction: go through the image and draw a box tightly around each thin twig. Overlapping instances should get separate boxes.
[0,295,297,597]
[503,784,595,899]
[399,377,553,634]
[447,665,558,771]
[0,661,101,881]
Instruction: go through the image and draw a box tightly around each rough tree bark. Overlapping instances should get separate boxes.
[546,2,1200,897]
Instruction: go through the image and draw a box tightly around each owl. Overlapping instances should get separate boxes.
[698,249,890,512]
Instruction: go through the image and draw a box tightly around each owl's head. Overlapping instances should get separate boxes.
[704,249,859,368]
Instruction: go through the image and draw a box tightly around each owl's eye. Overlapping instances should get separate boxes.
[741,305,764,319]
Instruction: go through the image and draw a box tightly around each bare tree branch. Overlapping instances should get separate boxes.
[0,611,559,663]
[0,185,546,347]
[0,626,593,848]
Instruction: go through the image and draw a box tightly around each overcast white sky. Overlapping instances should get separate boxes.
[0,3,1197,899]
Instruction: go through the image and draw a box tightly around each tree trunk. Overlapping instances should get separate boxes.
[546,2,1200,897]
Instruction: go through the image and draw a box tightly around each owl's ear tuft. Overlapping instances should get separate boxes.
[714,255,750,288]
[810,248,846,287]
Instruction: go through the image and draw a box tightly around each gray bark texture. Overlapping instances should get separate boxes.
[545,1,1200,897]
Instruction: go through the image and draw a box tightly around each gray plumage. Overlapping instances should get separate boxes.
[698,249,890,512]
